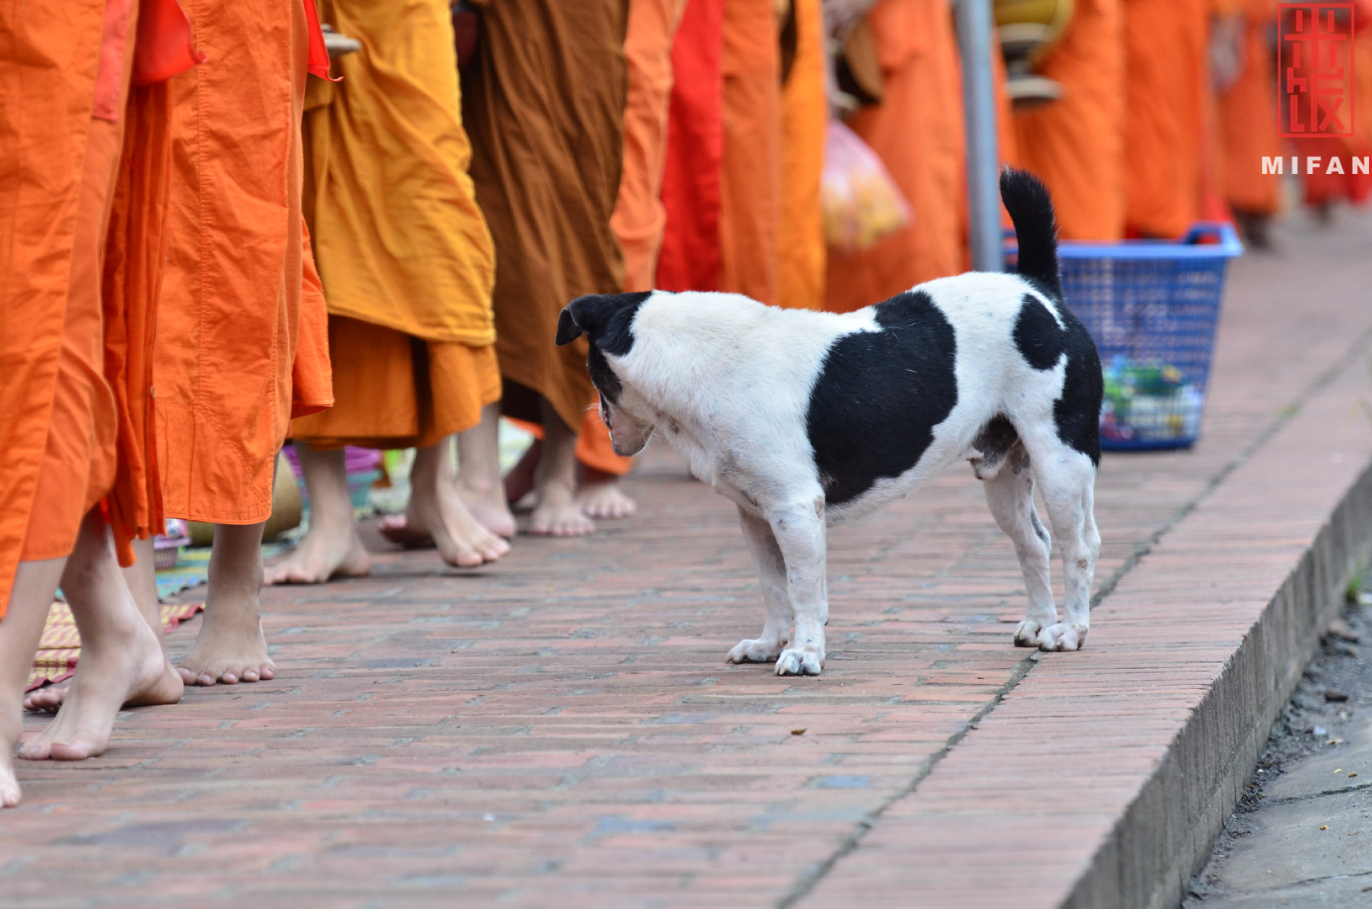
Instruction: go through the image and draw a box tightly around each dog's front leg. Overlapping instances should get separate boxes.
[767,498,828,677]
[726,507,792,665]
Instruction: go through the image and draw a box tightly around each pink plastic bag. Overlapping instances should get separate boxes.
[821,120,912,253]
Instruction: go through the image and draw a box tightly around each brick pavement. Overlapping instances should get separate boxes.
[4,210,1372,908]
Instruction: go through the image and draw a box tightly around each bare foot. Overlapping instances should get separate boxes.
[530,481,596,536]
[455,479,516,539]
[22,683,68,714]
[576,466,637,519]
[264,520,370,585]
[18,612,182,761]
[26,536,169,714]
[384,438,511,567]
[176,592,276,687]
[1,719,19,807]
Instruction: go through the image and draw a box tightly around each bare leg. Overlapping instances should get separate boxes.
[385,437,509,567]
[1,558,65,807]
[457,404,516,537]
[177,522,276,685]
[529,400,595,536]
[264,442,370,585]
[726,507,792,664]
[767,497,829,676]
[979,446,1058,648]
[18,510,182,761]
[1021,433,1099,652]
[24,536,168,713]
[575,464,637,519]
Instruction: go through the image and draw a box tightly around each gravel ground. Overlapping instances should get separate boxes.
[1182,588,1372,908]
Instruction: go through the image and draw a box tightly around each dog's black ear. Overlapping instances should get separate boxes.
[556,291,653,354]
[555,307,583,346]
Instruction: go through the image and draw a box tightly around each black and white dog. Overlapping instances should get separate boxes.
[556,169,1102,676]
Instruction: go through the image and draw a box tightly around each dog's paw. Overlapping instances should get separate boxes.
[1013,620,1046,648]
[1037,622,1087,652]
[727,637,785,664]
[774,647,824,676]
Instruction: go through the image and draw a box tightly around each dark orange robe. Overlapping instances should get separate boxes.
[154,0,334,526]
[1015,0,1127,239]
[778,0,828,312]
[464,0,629,433]
[579,0,689,476]
[1123,0,1208,238]
[718,0,783,305]
[1,0,197,613]
[825,0,967,313]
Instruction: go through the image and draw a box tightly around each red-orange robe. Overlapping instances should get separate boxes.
[657,0,725,293]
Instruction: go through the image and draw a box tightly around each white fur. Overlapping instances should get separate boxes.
[598,278,1100,676]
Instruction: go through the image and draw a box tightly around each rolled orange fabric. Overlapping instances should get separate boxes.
[778,0,828,312]
[291,0,498,451]
[825,0,967,314]
[1123,0,1208,238]
[719,0,783,305]
[1014,0,1127,240]
[155,0,333,526]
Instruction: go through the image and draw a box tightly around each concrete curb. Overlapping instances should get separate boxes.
[1068,459,1372,909]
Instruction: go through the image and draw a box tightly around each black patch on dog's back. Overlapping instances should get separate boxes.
[806,291,958,505]
[1053,305,1103,466]
[1013,294,1065,370]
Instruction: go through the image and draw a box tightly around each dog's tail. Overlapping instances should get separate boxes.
[1000,167,1061,300]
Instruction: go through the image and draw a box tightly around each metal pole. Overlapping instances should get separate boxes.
[954,0,1005,273]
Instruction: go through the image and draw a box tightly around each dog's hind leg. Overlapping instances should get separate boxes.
[1019,435,1100,651]
[766,498,828,676]
[727,507,793,665]
[980,443,1058,647]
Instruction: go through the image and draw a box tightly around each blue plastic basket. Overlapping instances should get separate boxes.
[1012,223,1243,451]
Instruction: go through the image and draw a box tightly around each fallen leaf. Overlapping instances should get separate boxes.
[1321,826,1330,830]
[791,729,806,736]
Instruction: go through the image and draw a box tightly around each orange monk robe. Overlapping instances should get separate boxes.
[1122,0,1209,238]
[464,0,629,433]
[825,0,967,314]
[154,0,334,526]
[777,0,828,313]
[577,0,690,476]
[291,0,500,452]
[719,0,784,306]
[1223,0,1273,216]
[0,0,198,613]
[1014,0,1127,240]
